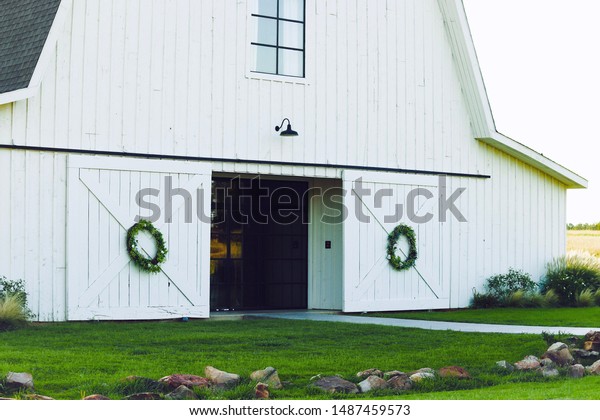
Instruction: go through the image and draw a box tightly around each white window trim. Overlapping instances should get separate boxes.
[245,0,314,86]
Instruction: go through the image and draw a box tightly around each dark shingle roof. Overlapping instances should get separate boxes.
[0,0,61,94]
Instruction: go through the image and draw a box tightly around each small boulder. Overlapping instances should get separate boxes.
[124,393,162,400]
[567,364,585,379]
[159,374,210,390]
[409,372,435,382]
[542,342,574,366]
[6,372,34,391]
[587,360,600,375]
[255,383,269,400]
[496,361,515,372]
[514,356,541,371]
[166,385,198,400]
[572,349,592,358]
[386,374,413,391]
[383,371,405,380]
[411,368,435,376]
[584,331,600,342]
[205,366,240,389]
[83,394,111,400]
[438,366,471,379]
[313,376,359,394]
[540,358,555,368]
[358,375,388,393]
[250,367,283,390]
[541,367,559,378]
[356,369,383,379]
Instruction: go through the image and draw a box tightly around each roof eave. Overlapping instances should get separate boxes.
[478,132,588,189]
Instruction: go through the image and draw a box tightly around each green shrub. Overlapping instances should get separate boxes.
[484,268,536,303]
[0,294,29,331]
[595,289,600,306]
[0,277,31,330]
[542,290,560,308]
[505,290,544,308]
[575,289,596,307]
[470,290,499,309]
[540,252,600,306]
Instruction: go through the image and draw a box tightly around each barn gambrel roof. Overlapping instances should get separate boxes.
[0,0,588,189]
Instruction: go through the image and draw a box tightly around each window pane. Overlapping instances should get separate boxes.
[258,0,277,17]
[279,21,303,49]
[280,0,304,21]
[254,45,277,74]
[255,17,277,46]
[278,49,304,77]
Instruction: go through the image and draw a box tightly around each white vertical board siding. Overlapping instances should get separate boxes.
[308,179,343,311]
[342,171,450,312]
[0,149,68,321]
[66,156,211,320]
[7,0,485,177]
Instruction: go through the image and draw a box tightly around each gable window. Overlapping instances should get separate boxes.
[251,0,305,78]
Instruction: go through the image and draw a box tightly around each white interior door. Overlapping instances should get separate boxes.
[343,170,450,312]
[66,155,211,320]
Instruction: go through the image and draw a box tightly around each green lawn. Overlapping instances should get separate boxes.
[364,307,600,327]
[0,318,598,400]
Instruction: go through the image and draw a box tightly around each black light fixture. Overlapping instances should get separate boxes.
[275,118,299,137]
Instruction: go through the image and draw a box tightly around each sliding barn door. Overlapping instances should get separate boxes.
[342,171,450,312]
[66,156,211,320]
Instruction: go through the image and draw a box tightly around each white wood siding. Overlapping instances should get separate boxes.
[0,0,569,319]
[2,0,482,175]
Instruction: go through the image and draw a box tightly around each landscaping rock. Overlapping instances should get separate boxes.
[159,374,210,390]
[572,349,592,358]
[166,385,198,400]
[313,376,359,394]
[567,364,585,379]
[358,375,388,393]
[124,393,162,400]
[586,360,600,375]
[250,367,283,390]
[496,361,514,372]
[5,372,34,391]
[411,368,435,376]
[356,369,383,379]
[255,383,269,400]
[205,366,240,389]
[386,374,413,391]
[409,372,435,382]
[541,367,559,378]
[83,394,111,400]
[540,358,555,368]
[542,342,574,366]
[383,371,405,380]
[585,331,600,342]
[514,356,541,371]
[438,366,471,379]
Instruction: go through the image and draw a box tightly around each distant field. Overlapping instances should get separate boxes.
[567,230,600,257]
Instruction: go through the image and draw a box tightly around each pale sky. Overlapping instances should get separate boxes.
[462,0,600,224]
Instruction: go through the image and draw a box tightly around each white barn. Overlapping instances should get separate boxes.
[0,0,587,321]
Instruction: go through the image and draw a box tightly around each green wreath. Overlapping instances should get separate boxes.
[127,220,168,274]
[387,224,418,271]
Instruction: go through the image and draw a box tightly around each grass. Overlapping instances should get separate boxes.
[568,230,600,257]
[2,318,594,400]
[364,307,600,327]
[0,294,29,331]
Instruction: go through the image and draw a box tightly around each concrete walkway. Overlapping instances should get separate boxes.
[247,312,597,335]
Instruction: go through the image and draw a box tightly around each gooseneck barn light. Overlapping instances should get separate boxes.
[275,118,299,137]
